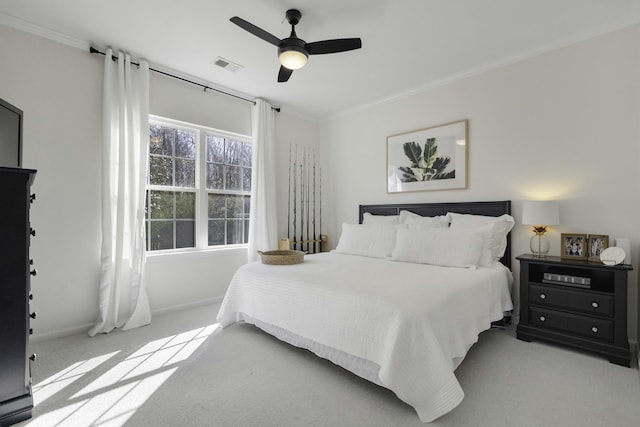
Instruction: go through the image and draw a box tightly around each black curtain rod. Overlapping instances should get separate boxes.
[89,47,280,112]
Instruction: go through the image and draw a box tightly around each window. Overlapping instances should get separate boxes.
[146,117,251,252]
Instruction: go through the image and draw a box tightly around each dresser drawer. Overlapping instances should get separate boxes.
[530,307,613,342]
[529,284,613,317]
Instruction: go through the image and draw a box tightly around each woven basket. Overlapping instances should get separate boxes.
[257,250,305,265]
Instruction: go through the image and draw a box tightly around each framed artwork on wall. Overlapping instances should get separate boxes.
[587,234,609,263]
[561,233,588,260]
[386,119,468,193]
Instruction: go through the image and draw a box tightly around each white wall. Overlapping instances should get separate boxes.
[320,24,640,341]
[0,23,318,339]
[0,25,103,338]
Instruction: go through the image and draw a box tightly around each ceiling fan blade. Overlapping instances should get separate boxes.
[278,66,294,83]
[306,38,362,55]
[230,16,281,46]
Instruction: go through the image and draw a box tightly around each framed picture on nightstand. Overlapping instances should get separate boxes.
[561,233,587,260]
[587,234,609,263]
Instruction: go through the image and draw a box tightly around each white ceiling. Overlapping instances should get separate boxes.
[1,0,639,120]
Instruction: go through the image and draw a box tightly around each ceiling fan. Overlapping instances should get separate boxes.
[230,9,362,82]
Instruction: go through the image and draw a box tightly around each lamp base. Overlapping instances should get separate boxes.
[530,234,550,258]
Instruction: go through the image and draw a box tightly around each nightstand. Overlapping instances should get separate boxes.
[516,254,633,367]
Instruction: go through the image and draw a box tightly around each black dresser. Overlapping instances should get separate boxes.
[0,167,37,426]
[516,254,632,367]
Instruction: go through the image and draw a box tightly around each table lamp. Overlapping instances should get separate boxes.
[522,200,560,258]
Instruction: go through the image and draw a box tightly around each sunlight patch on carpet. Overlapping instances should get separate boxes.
[25,323,220,427]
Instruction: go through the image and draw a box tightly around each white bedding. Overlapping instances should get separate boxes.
[216,251,513,423]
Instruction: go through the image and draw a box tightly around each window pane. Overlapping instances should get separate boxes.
[149,221,173,250]
[226,165,242,191]
[176,220,195,248]
[149,191,174,219]
[241,143,252,167]
[175,129,196,159]
[175,158,195,187]
[244,220,250,243]
[149,125,173,156]
[242,167,251,192]
[208,194,225,218]
[206,163,224,190]
[243,196,251,218]
[227,195,244,218]
[225,139,241,165]
[150,156,173,186]
[206,135,224,163]
[226,220,243,244]
[208,219,225,246]
[175,192,195,219]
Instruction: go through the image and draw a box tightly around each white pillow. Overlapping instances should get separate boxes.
[472,224,496,267]
[335,223,402,258]
[399,210,450,228]
[391,227,484,268]
[362,212,399,224]
[448,212,515,259]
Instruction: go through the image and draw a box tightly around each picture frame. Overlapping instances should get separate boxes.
[387,119,468,193]
[587,234,609,263]
[561,233,588,260]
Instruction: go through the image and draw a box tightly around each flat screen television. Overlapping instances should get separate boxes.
[0,97,23,168]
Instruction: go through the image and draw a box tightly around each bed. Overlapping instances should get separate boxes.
[216,201,514,422]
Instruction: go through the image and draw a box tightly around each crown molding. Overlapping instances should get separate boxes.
[0,12,88,50]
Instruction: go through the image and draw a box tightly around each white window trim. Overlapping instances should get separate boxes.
[147,115,252,254]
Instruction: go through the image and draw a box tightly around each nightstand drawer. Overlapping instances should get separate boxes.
[529,284,568,307]
[567,293,613,317]
[530,307,613,342]
[529,284,613,317]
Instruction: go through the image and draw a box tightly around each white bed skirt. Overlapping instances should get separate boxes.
[233,311,385,387]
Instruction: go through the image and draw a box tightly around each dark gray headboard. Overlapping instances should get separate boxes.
[359,200,512,269]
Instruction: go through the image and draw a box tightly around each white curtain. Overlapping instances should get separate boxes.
[89,49,151,336]
[247,99,278,262]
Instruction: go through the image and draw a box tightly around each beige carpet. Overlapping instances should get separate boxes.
[18,303,640,427]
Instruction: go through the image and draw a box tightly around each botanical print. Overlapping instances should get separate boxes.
[387,120,467,193]
[397,138,455,182]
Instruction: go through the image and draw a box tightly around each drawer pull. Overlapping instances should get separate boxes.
[591,326,599,333]
[591,301,599,308]
[30,312,37,319]
[539,293,546,300]
[30,228,36,237]
[29,353,37,362]
[30,194,36,203]
[539,315,546,322]
[30,268,37,277]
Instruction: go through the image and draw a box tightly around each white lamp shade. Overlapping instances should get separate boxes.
[279,49,308,70]
[522,200,560,226]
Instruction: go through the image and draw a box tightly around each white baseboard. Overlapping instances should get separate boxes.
[150,296,223,316]
[31,322,94,343]
[30,296,224,343]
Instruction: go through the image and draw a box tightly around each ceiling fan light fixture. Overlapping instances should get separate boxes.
[278,47,308,70]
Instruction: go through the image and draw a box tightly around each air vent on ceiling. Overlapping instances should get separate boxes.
[213,57,243,73]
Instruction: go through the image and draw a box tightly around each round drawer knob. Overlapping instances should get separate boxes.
[539,293,546,300]
[539,315,546,322]
[591,301,599,308]
[591,326,599,333]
